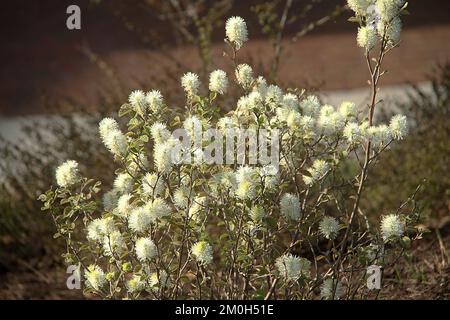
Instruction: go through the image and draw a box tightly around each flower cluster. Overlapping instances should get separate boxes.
[349,0,407,50]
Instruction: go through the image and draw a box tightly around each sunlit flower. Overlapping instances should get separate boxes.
[300,95,321,117]
[127,274,145,293]
[85,264,106,291]
[135,237,158,262]
[117,194,134,216]
[55,160,80,187]
[253,76,268,98]
[174,186,190,209]
[235,64,254,89]
[265,85,283,108]
[181,72,200,97]
[347,0,372,15]
[128,90,147,114]
[381,214,404,241]
[191,241,213,265]
[389,114,408,140]
[145,90,164,112]
[86,218,104,242]
[225,16,248,50]
[209,69,229,94]
[99,118,119,142]
[113,173,134,194]
[357,25,378,50]
[343,122,363,144]
[150,122,171,146]
[104,129,128,156]
[339,101,358,119]
[142,172,164,197]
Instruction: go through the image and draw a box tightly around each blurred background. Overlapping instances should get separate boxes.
[0,0,448,299]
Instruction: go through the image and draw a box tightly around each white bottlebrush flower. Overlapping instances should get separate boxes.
[145,90,164,112]
[55,160,80,188]
[113,173,134,194]
[235,64,254,89]
[253,76,268,99]
[104,129,128,156]
[367,124,392,147]
[129,199,171,232]
[389,114,408,140]
[303,159,329,186]
[135,237,158,262]
[127,275,145,293]
[381,214,404,241]
[247,91,263,110]
[85,265,106,291]
[280,193,301,221]
[102,230,126,257]
[86,219,104,242]
[235,180,257,200]
[376,0,403,22]
[191,241,213,265]
[209,69,229,94]
[286,110,302,130]
[128,207,152,233]
[99,118,119,142]
[142,172,164,197]
[181,72,201,97]
[148,198,172,220]
[317,104,336,134]
[276,254,311,281]
[174,186,190,209]
[275,107,290,123]
[343,122,363,144]
[154,138,183,173]
[150,122,171,145]
[321,278,344,300]
[183,115,203,140]
[117,194,134,216]
[99,216,116,236]
[103,189,120,211]
[225,16,248,50]
[347,0,372,15]
[339,101,358,119]
[265,85,283,108]
[235,166,258,200]
[319,216,340,240]
[300,115,316,135]
[282,93,299,111]
[377,16,402,44]
[300,95,320,117]
[357,25,378,50]
[128,90,147,114]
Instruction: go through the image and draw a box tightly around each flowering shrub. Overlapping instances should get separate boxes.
[40,1,423,299]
